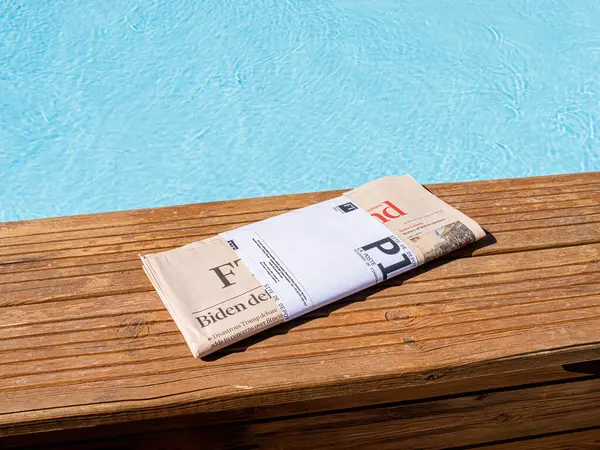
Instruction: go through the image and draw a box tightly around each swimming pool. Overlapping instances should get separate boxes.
[1,1,599,222]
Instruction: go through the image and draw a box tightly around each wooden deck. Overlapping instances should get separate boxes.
[1,172,599,449]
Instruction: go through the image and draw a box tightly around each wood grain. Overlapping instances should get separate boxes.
[480,426,600,449]
[6,377,600,449]
[115,377,600,450]
[1,173,599,447]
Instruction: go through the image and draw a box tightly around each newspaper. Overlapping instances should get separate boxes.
[141,175,485,357]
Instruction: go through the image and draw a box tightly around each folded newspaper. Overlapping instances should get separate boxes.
[141,175,485,358]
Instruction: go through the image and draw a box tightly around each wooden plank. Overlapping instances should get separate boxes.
[1,173,599,441]
[164,378,600,450]
[1,186,598,258]
[6,377,600,449]
[1,181,598,280]
[1,244,599,434]
[2,237,598,305]
[1,172,597,240]
[0,199,598,281]
[430,172,600,195]
[0,173,598,252]
[1,244,598,362]
[0,183,596,250]
[1,205,598,284]
[1,181,597,250]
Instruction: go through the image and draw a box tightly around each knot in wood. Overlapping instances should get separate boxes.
[494,413,512,424]
[117,317,149,339]
[385,309,417,326]
[425,371,444,381]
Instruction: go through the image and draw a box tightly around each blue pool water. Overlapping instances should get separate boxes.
[1,1,599,222]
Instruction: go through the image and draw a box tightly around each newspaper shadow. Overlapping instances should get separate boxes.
[203,230,496,361]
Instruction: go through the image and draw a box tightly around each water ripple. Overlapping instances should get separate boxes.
[1,0,599,221]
